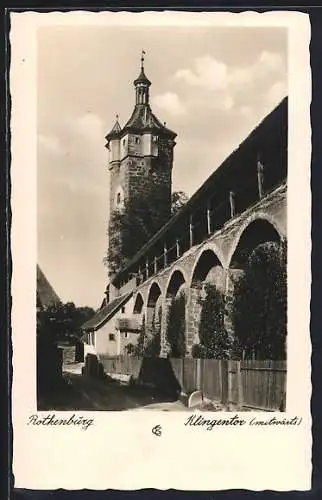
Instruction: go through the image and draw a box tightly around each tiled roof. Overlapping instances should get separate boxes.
[81,291,132,331]
[122,105,176,139]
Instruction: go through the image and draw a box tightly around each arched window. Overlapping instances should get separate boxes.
[115,187,124,209]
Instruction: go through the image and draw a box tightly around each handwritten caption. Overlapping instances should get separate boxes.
[183,413,302,430]
[27,412,303,433]
[27,414,94,431]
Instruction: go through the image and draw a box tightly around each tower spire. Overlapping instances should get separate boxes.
[134,50,151,105]
[141,49,146,70]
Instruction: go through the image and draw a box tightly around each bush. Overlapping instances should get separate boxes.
[166,293,186,357]
[191,343,207,359]
[197,283,231,359]
[145,306,162,358]
[232,240,287,360]
[124,343,136,355]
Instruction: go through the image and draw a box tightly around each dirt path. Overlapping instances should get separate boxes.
[39,365,189,411]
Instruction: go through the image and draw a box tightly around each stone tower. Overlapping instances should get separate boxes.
[105,52,177,271]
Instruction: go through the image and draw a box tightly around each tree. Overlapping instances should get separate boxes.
[104,183,171,275]
[196,283,231,359]
[37,301,95,345]
[128,309,161,358]
[231,240,287,360]
[166,293,186,357]
[171,191,189,216]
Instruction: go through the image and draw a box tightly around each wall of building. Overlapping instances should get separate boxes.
[119,331,140,354]
[116,184,287,356]
[95,318,120,356]
[90,295,142,356]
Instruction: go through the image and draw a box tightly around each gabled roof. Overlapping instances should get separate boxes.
[37,265,60,309]
[81,291,132,331]
[122,104,177,139]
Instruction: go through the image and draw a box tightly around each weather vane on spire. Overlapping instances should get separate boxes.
[141,50,146,69]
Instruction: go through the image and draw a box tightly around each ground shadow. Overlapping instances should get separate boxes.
[137,357,182,399]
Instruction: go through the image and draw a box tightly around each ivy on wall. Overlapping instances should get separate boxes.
[166,293,186,357]
[192,283,231,359]
[231,240,287,360]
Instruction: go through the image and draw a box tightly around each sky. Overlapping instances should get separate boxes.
[37,24,287,309]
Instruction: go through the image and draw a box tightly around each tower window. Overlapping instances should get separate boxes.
[116,192,121,205]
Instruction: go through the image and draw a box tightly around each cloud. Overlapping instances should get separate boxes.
[175,55,228,91]
[266,80,287,106]
[38,134,64,156]
[174,51,286,94]
[258,50,285,73]
[152,92,186,116]
[67,112,104,143]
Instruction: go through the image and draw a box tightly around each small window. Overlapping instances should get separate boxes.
[152,135,158,143]
[121,306,125,313]
[109,334,115,341]
[123,139,126,146]
[116,192,121,205]
[135,137,140,144]
[124,332,128,339]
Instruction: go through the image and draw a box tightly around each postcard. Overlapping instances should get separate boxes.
[10,9,311,491]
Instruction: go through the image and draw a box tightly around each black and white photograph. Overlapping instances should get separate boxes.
[11,10,311,492]
[36,21,289,413]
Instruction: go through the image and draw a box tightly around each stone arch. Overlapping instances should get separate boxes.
[188,247,226,350]
[225,215,284,341]
[146,282,162,330]
[166,269,187,299]
[228,216,282,269]
[133,292,144,314]
[190,247,225,292]
[163,269,188,357]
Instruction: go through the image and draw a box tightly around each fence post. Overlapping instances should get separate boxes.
[221,360,229,406]
[237,360,244,410]
[196,358,201,390]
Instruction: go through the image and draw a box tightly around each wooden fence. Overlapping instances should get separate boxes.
[91,354,286,411]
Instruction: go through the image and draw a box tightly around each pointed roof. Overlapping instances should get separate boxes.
[134,50,151,86]
[134,67,151,87]
[105,115,122,144]
[37,265,61,309]
[122,105,176,139]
